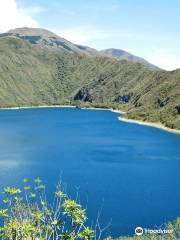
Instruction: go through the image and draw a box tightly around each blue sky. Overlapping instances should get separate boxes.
[0,0,179,70]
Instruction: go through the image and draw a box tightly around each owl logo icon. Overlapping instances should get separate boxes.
[135,227,143,236]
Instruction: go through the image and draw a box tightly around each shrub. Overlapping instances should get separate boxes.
[0,178,94,240]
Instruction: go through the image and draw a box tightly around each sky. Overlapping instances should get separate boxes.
[0,0,179,70]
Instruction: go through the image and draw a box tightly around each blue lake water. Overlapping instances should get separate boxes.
[0,108,180,237]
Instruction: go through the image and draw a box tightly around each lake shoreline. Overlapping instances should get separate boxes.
[80,108,180,134]
[0,105,76,110]
[118,116,180,134]
[0,104,179,134]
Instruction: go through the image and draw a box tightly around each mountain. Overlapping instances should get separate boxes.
[74,67,180,129]
[75,44,100,56]
[6,27,86,54]
[100,48,161,70]
[0,27,179,130]
[4,27,102,57]
[3,27,160,69]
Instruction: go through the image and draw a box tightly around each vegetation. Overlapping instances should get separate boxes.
[107,218,180,240]
[100,49,160,71]
[0,178,95,240]
[0,28,180,130]
[74,68,180,130]
[0,179,179,239]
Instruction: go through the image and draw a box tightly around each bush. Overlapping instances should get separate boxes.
[0,178,94,240]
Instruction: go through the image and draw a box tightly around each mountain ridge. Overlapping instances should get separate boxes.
[100,48,161,70]
[1,27,160,69]
[0,27,179,130]
[6,27,87,55]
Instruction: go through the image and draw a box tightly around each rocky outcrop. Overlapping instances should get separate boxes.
[115,94,132,103]
[175,106,180,114]
[157,98,169,107]
[74,88,93,102]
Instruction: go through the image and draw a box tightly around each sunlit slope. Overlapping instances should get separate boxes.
[75,68,180,129]
[0,34,179,130]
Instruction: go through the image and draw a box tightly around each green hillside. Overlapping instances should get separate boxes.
[74,66,180,130]
[100,48,161,70]
[0,28,179,130]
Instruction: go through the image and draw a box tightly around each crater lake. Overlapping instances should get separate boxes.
[0,108,180,237]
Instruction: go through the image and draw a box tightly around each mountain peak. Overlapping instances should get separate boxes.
[7,27,86,54]
[101,48,161,70]
[5,27,100,56]
[4,27,161,70]
[8,27,60,39]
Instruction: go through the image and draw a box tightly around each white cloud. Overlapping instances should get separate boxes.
[0,0,39,33]
[56,27,110,45]
[146,49,180,71]
[55,26,132,45]
[19,6,46,15]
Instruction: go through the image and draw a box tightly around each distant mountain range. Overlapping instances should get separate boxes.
[5,27,160,70]
[0,27,179,130]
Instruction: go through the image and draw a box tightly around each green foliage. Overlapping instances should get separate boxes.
[113,218,180,240]
[0,35,179,130]
[0,179,179,239]
[0,178,94,240]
